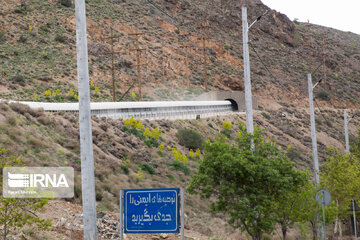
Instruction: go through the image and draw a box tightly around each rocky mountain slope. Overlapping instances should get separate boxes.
[1,0,360,239]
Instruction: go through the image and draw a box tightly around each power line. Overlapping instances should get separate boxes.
[145,0,246,46]
[249,42,303,102]
[314,98,332,127]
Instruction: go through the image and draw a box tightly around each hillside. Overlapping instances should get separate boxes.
[1,0,360,239]
[1,0,360,104]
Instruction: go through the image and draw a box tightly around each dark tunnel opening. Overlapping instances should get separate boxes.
[225,99,238,111]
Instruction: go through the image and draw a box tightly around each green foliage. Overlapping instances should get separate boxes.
[187,128,309,240]
[176,128,204,150]
[58,0,72,7]
[150,128,162,140]
[143,128,151,138]
[272,177,324,239]
[136,121,144,130]
[18,35,27,43]
[121,165,129,175]
[159,143,164,153]
[321,147,360,215]
[220,129,232,138]
[144,138,159,148]
[96,192,103,201]
[286,147,301,161]
[0,148,51,238]
[169,161,190,175]
[195,148,201,158]
[316,90,330,101]
[139,163,155,175]
[222,121,232,130]
[55,34,66,43]
[12,75,26,85]
[261,112,271,120]
[351,128,360,158]
[0,31,5,43]
[189,149,195,158]
[167,174,175,181]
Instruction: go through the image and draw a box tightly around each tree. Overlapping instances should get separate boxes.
[272,177,337,240]
[272,175,312,240]
[187,127,308,240]
[0,148,51,239]
[176,128,204,150]
[321,147,360,237]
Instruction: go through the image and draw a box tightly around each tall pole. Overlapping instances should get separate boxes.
[353,199,358,240]
[344,110,350,153]
[75,0,98,239]
[308,73,320,185]
[180,188,185,240]
[308,73,326,239]
[242,7,254,137]
[119,189,123,240]
[344,110,358,240]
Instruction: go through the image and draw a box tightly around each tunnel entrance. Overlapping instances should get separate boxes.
[225,98,239,111]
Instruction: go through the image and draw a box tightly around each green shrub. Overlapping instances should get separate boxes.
[316,90,330,101]
[55,34,66,43]
[261,112,271,120]
[176,128,204,150]
[95,192,103,201]
[169,161,190,175]
[59,0,72,7]
[157,150,164,157]
[18,35,27,43]
[286,148,301,161]
[121,165,129,175]
[11,75,26,85]
[0,31,5,43]
[139,163,155,175]
[144,138,159,148]
[167,174,175,181]
[221,129,232,138]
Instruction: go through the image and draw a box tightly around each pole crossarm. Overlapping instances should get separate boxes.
[248,10,269,30]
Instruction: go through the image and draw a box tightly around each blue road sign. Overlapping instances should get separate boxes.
[124,188,179,233]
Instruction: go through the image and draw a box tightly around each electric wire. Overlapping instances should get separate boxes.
[145,0,246,46]
[314,98,332,127]
[249,42,303,102]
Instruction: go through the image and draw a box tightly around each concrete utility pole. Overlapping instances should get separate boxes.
[344,110,350,153]
[344,110,358,240]
[308,73,326,240]
[75,0,98,239]
[242,7,254,136]
[308,73,320,185]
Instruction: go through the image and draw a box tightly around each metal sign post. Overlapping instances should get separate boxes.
[119,189,124,240]
[180,188,184,240]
